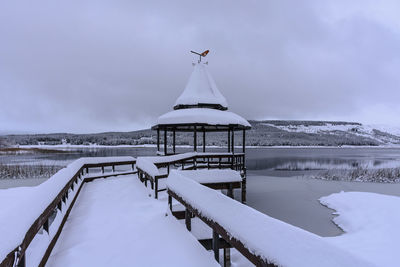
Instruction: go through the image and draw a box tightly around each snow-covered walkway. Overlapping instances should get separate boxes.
[46,175,218,267]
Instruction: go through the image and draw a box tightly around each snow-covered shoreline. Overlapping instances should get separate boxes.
[17,144,400,150]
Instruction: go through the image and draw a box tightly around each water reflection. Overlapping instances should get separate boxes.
[1,147,400,171]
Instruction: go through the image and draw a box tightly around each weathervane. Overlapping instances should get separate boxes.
[190,50,209,63]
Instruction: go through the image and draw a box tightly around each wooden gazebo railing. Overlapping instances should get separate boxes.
[136,152,247,201]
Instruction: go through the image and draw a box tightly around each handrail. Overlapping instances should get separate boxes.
[0,158,136,267]
[166,172,274,267]
[136,153,246,200]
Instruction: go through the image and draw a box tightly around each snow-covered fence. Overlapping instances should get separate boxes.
[167,171,373,267]
[0,157,136,267]
[137,152,246,200]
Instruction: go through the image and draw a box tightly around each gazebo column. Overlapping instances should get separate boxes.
[193,126,197,152]
[157,129,160,152]
[202,130,206,153]
[227,129,231,153]
[242,129,246,153]
[164,130,167,155]
[173,130,176,154]
[231,130,235,154]
[242,129,247,204]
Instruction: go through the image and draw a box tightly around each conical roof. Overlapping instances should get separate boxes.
[174,62,228,110]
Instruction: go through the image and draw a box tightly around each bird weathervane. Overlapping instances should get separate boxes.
[190,50,209,63]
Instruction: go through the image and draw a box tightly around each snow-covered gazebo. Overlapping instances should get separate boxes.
[152,59,251,155]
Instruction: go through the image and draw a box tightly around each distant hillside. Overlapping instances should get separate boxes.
[1,120,400,147]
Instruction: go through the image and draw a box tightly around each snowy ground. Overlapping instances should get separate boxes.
[47,175,218,267]
[46,174,400,267]
[246,172,400,236]
[321,192,400,267]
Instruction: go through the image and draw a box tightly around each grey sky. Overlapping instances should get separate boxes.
[1,0,399,134]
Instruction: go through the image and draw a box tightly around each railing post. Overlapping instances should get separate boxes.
[228,184,234,198]
[155,177,158,199]
[17,250,25,267]
[185,208,191,231]
[242,176,247,204]
[101,166,104,173]
[112,165,115,172]
[168,195,172,211]
[86,167,89,174]
[43,218,49,234]
[213,230,220,262]
[224,248,231,267]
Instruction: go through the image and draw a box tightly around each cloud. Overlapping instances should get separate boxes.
[0,0,399,133]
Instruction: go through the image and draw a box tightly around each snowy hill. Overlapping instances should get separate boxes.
[250,120,400,146]
[1,120,400,147]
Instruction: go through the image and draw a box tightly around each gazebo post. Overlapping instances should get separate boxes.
[227,129,231,153]
[202,129,206,153]
[157,129,160,152]
[194,126,197,152]
[231,130,235,154]
[173,129,176,154]
[164,130,167,155]
[242,129,246,153]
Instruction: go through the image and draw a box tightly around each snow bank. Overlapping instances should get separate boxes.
[167,171,373,267]
[321,192,400,266]
[0,156,135,261]
[171,169,242,184]
[156,108,251,128]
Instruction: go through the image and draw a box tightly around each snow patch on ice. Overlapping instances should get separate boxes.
[321,191,400,267]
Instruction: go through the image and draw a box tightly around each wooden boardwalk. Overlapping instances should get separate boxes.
[47,175,218,267]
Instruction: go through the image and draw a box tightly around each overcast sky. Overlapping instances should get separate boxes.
[1,0,399,134]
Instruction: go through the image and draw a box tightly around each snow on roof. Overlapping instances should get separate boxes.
[156,108,251,128]
[174,62,228,109]
[167,172,374,267]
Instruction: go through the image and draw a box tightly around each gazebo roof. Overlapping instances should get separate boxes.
[152,108,251,131]
[174,62,228,110]
[153,58,251,132]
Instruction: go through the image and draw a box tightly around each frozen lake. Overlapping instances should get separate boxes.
[1,146,400,236]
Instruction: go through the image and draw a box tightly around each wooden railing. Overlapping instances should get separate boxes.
[137,153,247,201]
[167,172,275,267]
[0,159,136,267]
